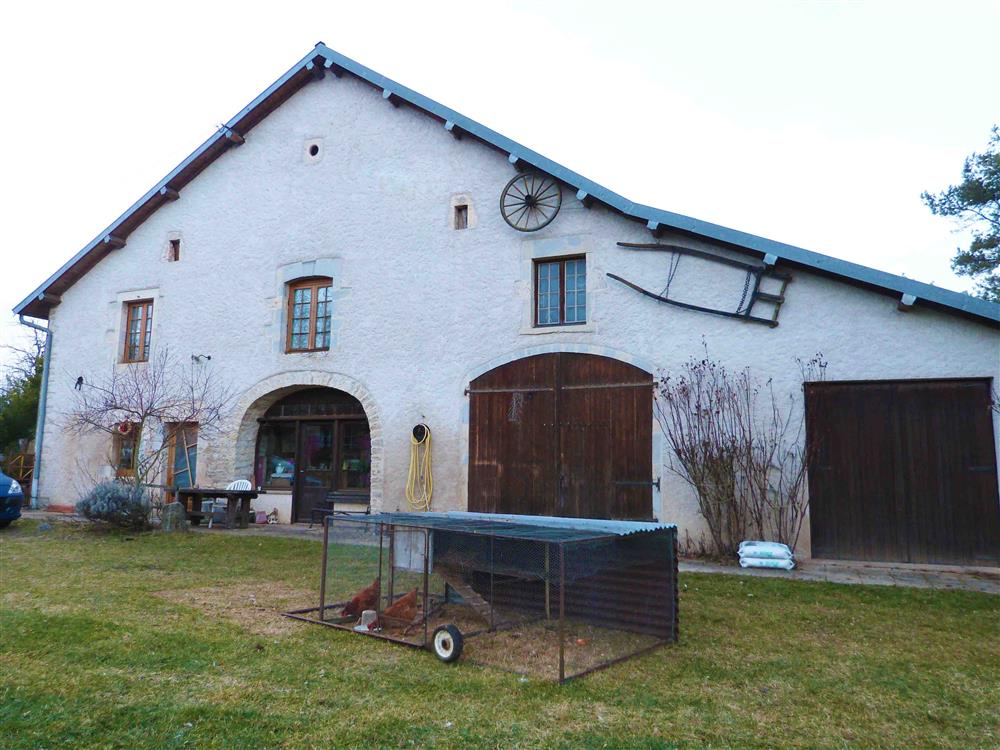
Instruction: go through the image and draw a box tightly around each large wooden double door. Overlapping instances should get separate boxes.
[468,353,654,520]
[805,379,1000,565]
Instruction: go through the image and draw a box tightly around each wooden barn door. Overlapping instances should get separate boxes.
[468,353,653,520]
[805,379,1000,565]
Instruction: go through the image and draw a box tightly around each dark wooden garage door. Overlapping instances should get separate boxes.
[468,353,653,520]
[805,379,1000,565]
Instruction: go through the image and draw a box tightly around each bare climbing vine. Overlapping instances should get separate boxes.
[655,347,824,556]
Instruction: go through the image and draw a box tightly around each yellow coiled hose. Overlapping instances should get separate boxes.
[405,424,433,511]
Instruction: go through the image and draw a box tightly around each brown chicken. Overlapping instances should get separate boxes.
[341,579,380,618]
[372,588,420,628]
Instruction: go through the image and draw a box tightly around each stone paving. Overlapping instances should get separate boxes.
[17,510,999,594]
[679,558,1000,595]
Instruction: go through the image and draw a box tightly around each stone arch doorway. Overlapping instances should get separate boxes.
[467,352,655,520]
[252,387,372,523]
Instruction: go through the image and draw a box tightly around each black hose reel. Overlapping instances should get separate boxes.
[412,423,430,444]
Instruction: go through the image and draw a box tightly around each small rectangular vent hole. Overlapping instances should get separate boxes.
[454,204,469,230]
[168,238,181,262]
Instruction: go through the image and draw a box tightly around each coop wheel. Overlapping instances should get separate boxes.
[431,624,464,663]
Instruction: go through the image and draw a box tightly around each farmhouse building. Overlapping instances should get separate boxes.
[14,44,1000,565]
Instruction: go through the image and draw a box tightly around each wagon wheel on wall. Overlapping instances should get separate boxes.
[500,172,562,232]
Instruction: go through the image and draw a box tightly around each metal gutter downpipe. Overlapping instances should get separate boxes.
[17,315,51,509]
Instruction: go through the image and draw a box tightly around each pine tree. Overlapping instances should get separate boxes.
[922,126,1000,303]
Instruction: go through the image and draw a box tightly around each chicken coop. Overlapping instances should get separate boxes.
[284,512,678,682]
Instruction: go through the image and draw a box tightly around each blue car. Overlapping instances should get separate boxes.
[0,469,24,528]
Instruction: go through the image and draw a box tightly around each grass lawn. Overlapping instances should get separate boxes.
[1,519,998,749]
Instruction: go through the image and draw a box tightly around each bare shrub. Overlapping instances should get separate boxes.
[678,530,716,560]
[656,350,819,556]
[64,349,232,509]
[655,358,747,557]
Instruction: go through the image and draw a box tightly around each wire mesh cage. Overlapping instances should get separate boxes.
[285,512,678,682]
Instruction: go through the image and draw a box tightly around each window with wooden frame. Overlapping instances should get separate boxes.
[534,256,586,326]
[166,423,198,490]
[286,277,333,352]
[112,427,138,478]
[123,300,154,362]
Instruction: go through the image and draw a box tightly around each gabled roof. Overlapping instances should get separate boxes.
[14,43,1000,326]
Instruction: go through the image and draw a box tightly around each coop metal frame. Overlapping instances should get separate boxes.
[284,512,679,683]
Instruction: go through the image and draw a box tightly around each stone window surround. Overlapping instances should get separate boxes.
[164,230,182,262]
[273,258,348,355]
[449,193,477,230]
[519,235,596,335]
[112,287,161,366]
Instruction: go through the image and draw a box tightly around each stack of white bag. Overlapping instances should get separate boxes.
[738,540,795,570]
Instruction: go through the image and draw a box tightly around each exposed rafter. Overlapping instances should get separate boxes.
[305,60,324,81]
[323,58,343,77]
[382,88,401,107]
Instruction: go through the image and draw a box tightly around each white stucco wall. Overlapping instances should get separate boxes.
[33,73,1000,552]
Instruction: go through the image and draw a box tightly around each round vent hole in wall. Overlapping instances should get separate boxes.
[303,138,324,164]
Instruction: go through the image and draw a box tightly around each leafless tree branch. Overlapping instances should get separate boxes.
[655,346,821,556]
[63,348,233,495]
[1,328,45,388]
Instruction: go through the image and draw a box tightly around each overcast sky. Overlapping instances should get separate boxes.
[1,0,997,362]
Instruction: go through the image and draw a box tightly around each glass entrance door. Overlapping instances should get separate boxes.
[337,420,372,493]
[294,422,335,523]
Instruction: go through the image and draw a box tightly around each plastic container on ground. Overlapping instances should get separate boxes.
[739,556,795,570]
[738,540,793,559]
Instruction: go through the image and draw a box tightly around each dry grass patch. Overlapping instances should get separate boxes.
[336,600,661,681]
[461,618,664,680]
[153,582,315,636]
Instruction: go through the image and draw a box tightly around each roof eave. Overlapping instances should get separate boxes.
[14,43,1000,328]
[312,44,999,327]
[630,206,999,324]
[13,45,326,320]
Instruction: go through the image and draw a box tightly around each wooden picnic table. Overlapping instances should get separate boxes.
[175,487,260,529]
